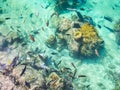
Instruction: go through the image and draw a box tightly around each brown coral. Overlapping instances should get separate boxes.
[46,72,63,90]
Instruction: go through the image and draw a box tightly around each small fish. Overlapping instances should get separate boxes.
[25,81,31,88]
[38,54,45,61]
[35,12,39,17]
[80,8,85,11]
[5,17,11,20]
[29,35,35,42]
[46,20,49,27]
[66,8,77,11]
[10,26,14,30]
[29,77,38,83]
[104,16,113,22]
[41,27,44,31]
[95,49,100,57]
[98,24,101,28]
[40,4,44,8]
[51,12,59,18]
[71,62,76,69]
[40,63,49,70]
[78,75,87,77]
[20,65,26,76]
[75,11,84,21]
[55,12,59,17]
[0,63,6,71]
[10,55,19,68]
[104,25,114,32]
[51,52,58,55]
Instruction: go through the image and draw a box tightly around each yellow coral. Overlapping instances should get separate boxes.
[74,30,82,40]
[79,23,98,43]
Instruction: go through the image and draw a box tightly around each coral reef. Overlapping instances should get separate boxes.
[54,17,104,57]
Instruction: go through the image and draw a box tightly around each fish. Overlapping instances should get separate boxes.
[46,20,49,27]
[98,24,101,28]
[0,63,6,71]
[29,77,38,83]
[66,8,77,11]
[40,63,49,70]
[104,16,113,22]
[71,62,76,69]
[20,65,26,76]
[10,55,19,68]
[75,11,84,21]
[78,75,87,77]
[40,4,44,8]
[104,25,114,32]
[50,12,59,18]
[41,27,44,31]
[29,13,33,18]
[80,8,85,11]
[35,11,39,17]
[25,81,31,88]
[38,54,45,61]
[29,35,35,42]
[95,49,100,57]
[5,17,11,20]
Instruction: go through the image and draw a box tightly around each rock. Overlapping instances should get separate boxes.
[59,18,72,32]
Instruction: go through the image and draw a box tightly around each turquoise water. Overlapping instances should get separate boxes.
[0,0,120,90]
